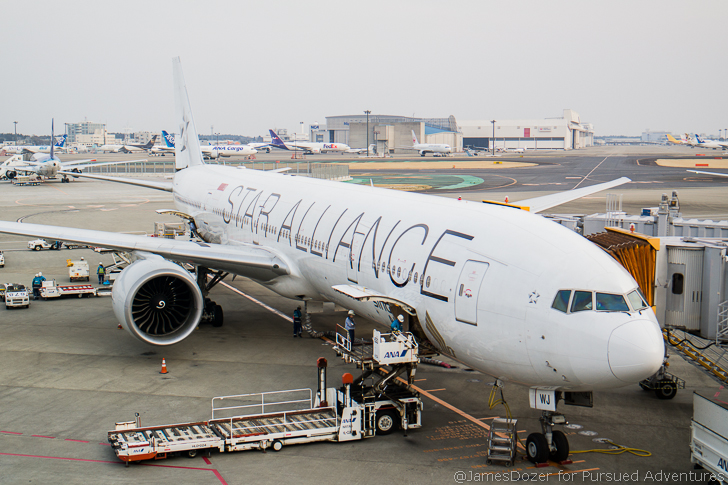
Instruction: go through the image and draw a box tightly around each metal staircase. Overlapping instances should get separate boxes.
[486,418,518,466]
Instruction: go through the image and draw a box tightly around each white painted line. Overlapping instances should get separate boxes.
[219,281,292,322]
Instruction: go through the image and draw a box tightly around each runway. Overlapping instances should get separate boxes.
[0,145,726,483]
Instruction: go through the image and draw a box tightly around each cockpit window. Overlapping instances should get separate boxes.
[570,291,593,312]
[627,290,648,310]
[596,293,629,312]
[551,290,571,313]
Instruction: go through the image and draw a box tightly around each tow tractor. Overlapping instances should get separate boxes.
[108,331,423,465]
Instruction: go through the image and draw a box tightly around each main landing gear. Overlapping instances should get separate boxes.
[526,411,570,464]
[196,267,226,328]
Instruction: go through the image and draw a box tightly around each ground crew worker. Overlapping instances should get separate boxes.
[293,306,302,338]
[390,314,404,333]
[345,310,356,345]
[32,272,46,300]
[97,262,106,284]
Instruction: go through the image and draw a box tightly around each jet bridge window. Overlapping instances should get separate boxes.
[595,293,629,312]
[570,291,593,312]
[551,290,571,313]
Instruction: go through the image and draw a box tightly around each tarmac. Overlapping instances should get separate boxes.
[0,145,726,484]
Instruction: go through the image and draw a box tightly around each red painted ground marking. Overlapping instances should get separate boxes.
[695,163,709,167]
[203,456,212,465]
[31,435,55,439]
[1,431,23,435]
[0,452,228,484]
[65,439,90,443]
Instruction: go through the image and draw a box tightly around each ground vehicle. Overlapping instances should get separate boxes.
[108,332,423,465]
[691,392,728,484]
[28,239,59,251]
[67,259,90,281]
[4,283,30,308]
[39,280,97,299]
[0,250,4,267]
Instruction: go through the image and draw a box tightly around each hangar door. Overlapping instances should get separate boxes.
[454,260,490,325]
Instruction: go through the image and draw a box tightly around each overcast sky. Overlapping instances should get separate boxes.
[3,0,727,137]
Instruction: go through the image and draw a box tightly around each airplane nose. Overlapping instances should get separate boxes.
[608,319,664,383]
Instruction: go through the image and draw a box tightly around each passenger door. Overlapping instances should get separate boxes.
[454,260,490,325]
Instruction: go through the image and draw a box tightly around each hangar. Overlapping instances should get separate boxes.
[460,109,594,151]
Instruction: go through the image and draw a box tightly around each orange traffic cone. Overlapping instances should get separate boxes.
[160,358,168,374]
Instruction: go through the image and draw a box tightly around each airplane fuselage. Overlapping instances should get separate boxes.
[171,165,664,392]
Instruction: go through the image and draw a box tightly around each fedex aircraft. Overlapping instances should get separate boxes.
[694,134,728,150]
[157,130,257,159]
[0,58,664,464]
[269,130,351,154]
[3,120,147,182]
[3,134,67,154]
[401,130,452,157]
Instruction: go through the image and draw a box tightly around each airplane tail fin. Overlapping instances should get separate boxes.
[162,130,175,148]
[143,135,158,149]
[268,130,289,150]
[172,57,205,170]
[695,134,704,144]
[55,134,67,148]
[411,130,419,145]
[666,134,676,143]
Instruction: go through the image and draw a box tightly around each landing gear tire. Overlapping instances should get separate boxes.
[655,379,677,400]
[375,409,398,435]
[272,440,283,451]
[211,304,224,328]
[549,430,570,462]
[526,433,549,464]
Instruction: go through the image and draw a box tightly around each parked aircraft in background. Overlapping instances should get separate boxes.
[346,144,376,155]
[2,134,67,154]
[157,130,257,159]
[665,134,686,145]
[694,135,728,150]
[269,130,351,154]
[99,136,157,153]
[0,58,664,464]
[399,130,452,157]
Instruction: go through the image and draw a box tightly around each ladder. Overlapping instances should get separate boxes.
[665,328,728,386]
[486,418,518,467]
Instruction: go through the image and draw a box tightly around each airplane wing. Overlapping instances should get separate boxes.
[60,159,147,170]
[516,177,631,213]
[0,221,289,281]
[57,171,173,192]
[687,170,728,177]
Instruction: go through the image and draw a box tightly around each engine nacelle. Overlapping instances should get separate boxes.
[112,257,203,345]
[6,170,16,179]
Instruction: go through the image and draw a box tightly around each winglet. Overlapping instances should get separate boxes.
[172,57,204,170]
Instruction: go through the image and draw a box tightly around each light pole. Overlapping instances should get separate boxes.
[364,110,371,156]
[13,121,18,144]
[215,132,219,145]
[490,120,496,155]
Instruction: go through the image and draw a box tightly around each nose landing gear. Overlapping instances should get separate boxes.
[526,411,571,465]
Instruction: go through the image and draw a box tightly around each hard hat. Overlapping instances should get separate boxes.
[99,262,103,265]
[81,257,84,260]
[39,272,42,276]
[397,315,404,322]
[348,310,355,316]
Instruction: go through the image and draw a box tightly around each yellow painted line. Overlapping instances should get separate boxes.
[424,388,446,392]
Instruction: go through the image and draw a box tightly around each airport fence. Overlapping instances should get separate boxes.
[83,160,350,181]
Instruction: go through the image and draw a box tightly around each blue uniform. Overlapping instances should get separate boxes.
[293,308,302,337]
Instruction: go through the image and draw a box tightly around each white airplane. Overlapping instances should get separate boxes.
[2,121,147,183]
[346,144,377,155]
[3,134,67,155]
[155,130,257,159]
[0,58,664,464]
[400,130,452,157]
[100,136,158,154]
[694,134,728,150]
[269,130,351,154]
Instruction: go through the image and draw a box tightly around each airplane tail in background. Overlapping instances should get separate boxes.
[142,135,158,149]
[411,130,419,145]
[172,57,204,170]
[55,134,67,148]
[268,130,289,150]
[695,134,705,144]
[162,130,175,148]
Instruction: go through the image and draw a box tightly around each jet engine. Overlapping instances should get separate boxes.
[112,256,203,345]
[6,170,16,179]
